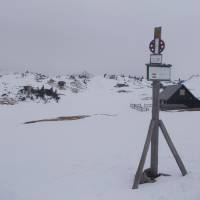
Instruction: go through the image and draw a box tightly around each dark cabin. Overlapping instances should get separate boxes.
[159,84,200,110]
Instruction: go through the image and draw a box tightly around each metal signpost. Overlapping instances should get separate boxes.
[132,27,187,189]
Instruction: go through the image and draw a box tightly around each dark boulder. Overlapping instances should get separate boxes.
[114,83,129,88]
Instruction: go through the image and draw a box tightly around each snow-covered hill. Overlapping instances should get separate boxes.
[0,71,152,105]
[1,70,200,106]
[0,71,91,104]
[0,71,200,200]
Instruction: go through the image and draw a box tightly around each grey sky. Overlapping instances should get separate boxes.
[0,0,199,78]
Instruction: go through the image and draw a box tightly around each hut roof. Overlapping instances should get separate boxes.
[160,84,183,100]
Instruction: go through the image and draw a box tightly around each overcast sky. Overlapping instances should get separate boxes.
[0,0,200,78]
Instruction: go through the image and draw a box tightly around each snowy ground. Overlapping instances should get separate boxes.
[0,74,199,200]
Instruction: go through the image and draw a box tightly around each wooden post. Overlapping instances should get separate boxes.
[151,80,160,176]
[159,120,187,176]
[132,120,155,189]
[150,27,161,176]
[132,27,187,189]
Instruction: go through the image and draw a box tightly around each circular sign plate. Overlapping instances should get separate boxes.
[159,40,165,53]
[149,39,165,53]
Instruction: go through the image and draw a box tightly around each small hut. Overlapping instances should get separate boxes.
[160,84,200,110]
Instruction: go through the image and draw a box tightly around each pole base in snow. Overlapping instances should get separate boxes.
[132,119,187,189]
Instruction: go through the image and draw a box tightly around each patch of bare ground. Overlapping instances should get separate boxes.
[24,115,90,124]
[24,114,117,124]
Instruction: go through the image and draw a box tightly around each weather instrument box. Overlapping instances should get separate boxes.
[146,64,172,81]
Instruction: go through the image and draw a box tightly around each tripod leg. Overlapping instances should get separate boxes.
[159,120,187,176]
[132,120,155,189]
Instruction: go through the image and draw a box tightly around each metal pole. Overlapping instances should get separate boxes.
[150,80,160,176]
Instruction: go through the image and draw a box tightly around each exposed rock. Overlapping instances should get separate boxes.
[140,168,156,184]
[57,81,66,89]
[140,168,171,184]
[35,73,48,82]
[70,80,83,89]
[114,83,129,88]
[117,90,131,93]
[0,97,16,105]
[47,79,56,85]
[109,75,117,80]
[78,71,91,79]
[69,75,76,80]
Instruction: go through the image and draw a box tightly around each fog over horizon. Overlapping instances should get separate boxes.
[0,0,200,79]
